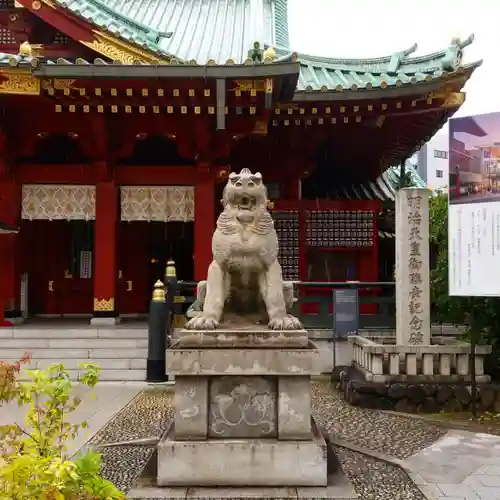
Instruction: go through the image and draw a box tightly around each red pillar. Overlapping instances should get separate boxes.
[284,175,301,201]
[92,181,118,323]
[0,178,20,326]
[194,163,215,281]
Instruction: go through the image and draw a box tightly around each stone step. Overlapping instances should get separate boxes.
[16,368,146,382]
[1,328,148,339]
[0,337,148,349]
[0,347,148,359]
[0,327,152,381]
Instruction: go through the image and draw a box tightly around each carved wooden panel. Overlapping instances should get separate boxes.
[21,184,96,220]
[120,186,194,222]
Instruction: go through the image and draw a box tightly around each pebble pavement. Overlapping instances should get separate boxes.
[312,382,446,459]
[83,382,446,498]
[83,387,173,493]
[335,448,426,500]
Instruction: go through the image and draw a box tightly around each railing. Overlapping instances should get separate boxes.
[292,281,395,330]
[350,335,492,383]
[177,280,396,329]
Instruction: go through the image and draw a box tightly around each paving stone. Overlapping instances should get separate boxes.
[478,475,500,487]
[468,485,500,500]
[438,484,479,499]
[478,465,500,476]
[402,430,500,500]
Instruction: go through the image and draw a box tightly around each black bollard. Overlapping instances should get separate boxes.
[146,280,168,382]
[164,261,178,382]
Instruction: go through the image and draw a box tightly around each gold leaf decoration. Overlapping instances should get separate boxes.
[79,30,169,65]
[0,73,40,95]
[93,297,115,312]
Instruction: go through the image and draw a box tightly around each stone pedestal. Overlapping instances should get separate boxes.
[159,328,326,487]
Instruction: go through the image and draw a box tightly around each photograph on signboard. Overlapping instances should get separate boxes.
[448,112,500,297]
[449,112,500,205]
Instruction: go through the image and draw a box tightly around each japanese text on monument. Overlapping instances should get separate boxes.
[407,195,424,344]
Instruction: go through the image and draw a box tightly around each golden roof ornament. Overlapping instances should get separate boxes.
[19,41,32,57]
[263,46,277,61]
[18,41,43,58]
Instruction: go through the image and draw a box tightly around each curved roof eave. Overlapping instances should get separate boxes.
[276,34,477,72]
[274,42,419,67]
[293,60,481,99]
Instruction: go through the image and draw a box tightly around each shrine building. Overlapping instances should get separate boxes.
[0,0,480,325]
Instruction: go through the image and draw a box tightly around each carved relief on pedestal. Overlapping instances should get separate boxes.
[209,376,277,438]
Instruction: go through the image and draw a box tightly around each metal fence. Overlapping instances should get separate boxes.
[176,280,397,330]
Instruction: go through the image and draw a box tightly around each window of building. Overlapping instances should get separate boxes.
[434,150,448,159]
[436,169,444,178]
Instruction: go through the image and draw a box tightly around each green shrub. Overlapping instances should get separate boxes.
[0,359,125,500]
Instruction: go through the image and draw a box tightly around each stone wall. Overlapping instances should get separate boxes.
[340,370,500,414]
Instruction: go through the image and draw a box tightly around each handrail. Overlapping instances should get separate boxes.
[173,280,461,333]
[298,282,395,287]
[178,280,395,287]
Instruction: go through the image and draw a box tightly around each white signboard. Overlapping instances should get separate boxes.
[449,112,500,296]
[449,202,500,296]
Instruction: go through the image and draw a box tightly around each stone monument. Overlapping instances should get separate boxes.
[151,169,356,498]
[395,188,431,346]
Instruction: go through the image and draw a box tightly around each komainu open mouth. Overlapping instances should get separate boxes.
[238,195,257,210]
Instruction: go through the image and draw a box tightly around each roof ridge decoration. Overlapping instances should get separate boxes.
[276,42,419,67]
[278,34,478,74]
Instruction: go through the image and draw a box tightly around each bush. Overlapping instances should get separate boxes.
[0,359,125,500]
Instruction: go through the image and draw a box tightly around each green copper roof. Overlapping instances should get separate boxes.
[330,162,427,203]
[56,0,289,63]
[289,34,482,92]
[297,59,481,92]
[17,0,482,94]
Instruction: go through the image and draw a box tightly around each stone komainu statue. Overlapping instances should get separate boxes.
[186,168,303,330]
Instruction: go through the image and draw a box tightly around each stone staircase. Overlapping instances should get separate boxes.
[0,325,148,381]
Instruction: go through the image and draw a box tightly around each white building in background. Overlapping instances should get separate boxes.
[416,133,449,192]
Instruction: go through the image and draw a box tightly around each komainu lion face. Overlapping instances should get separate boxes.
[222,168,268,221]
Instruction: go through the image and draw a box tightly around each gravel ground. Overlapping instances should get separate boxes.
[84,387,173,494]
[99,445,156,493]
[81,383,442,497]
[88,387,173,446]
[312,382,446,459]
[335,447,426,500]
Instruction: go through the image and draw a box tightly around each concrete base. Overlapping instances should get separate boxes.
[129,471,357,499]
[158,421,328,487]
[90,316,121,326]
[176,328,309,348]
[166,347,321,375]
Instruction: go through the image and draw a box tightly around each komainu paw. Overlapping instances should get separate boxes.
[268,314,303,330]
[185,316,219,330]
